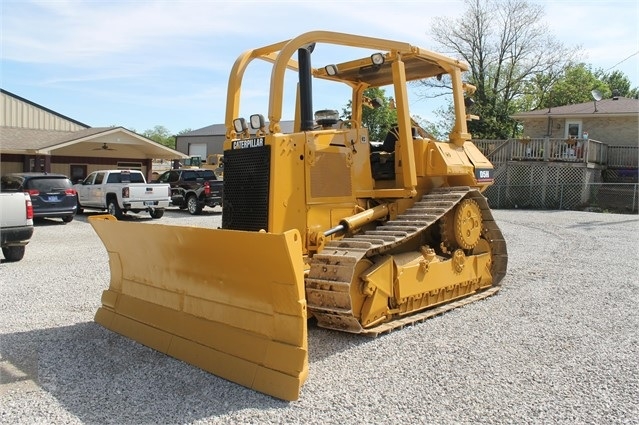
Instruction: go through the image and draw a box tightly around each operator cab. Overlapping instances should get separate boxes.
[370,125,423,180]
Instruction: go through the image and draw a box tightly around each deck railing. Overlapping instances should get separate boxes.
[606,146,639,168]
[474,138,621,167]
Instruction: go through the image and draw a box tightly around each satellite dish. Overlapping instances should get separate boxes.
[591,89,602,112]
[591,89,603,101]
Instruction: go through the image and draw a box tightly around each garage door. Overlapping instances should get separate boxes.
[189,143,207,161]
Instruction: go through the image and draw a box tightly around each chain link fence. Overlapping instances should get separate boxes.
[485,183,638,213]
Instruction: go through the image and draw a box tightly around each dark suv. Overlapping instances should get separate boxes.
[0,173,77,223]
[155,168,223,215]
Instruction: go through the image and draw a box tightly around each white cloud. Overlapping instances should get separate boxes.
[2,0,637,133]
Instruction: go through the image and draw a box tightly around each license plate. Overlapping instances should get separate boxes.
[144,201,156,206]
[48,196,59,202]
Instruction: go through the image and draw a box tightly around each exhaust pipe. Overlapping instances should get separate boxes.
[298,44,315,131]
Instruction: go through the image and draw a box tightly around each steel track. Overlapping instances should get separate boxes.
[305,186,508,335]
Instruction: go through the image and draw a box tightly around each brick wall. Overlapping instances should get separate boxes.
[520,116,638,147]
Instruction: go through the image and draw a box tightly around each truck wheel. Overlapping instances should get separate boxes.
[62,215,74,223]
[2,246,25,262]
[107,198,123,219]
[149,208,164,219]
[187,195,202,215]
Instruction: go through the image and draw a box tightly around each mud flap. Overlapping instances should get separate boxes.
[88,215,308,401]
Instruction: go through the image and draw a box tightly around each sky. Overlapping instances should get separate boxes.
[2,0,638,136]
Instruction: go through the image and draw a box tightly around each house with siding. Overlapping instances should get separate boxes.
[0,89,187,182]
[474,96,638,212]
[511,96,638,148]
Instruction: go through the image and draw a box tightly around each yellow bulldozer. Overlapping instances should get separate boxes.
[202,153,224,179]
[88,31,507,401]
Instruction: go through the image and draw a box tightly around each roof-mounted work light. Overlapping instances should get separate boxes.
[370,53,385,66]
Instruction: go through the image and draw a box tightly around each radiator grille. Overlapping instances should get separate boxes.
[222,145,270,231]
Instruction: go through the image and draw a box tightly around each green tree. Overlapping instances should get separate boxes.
[598,70,639,99]
[548,64,610,106]
[519,65,638,113]
[412,114,445,140]
[520,63,609,110]
[425,0,577,139]
[341,87,397,142]
[142,125,183,149]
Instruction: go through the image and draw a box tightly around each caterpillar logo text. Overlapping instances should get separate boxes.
[232,137,265,149]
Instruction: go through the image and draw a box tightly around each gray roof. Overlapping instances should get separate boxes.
[181,120,296,137]
[0,127,114,151]
[0,126,188,159]
[512,97,639,119]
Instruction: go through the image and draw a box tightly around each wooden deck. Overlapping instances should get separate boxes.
[474,138,637,169]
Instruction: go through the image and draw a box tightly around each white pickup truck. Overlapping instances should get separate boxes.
[0,191,34,262]
[74,169,171,219]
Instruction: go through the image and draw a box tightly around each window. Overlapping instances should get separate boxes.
[26,177,72,192]
[196,170,216,180]
[70,164,87,183]
[112,171,145,183]
[1,175,22,191]
[107,173,121,184]
[83,173,96,185]
[158,171,179,183]
[117,162,142,170]
[130,173,145,183]
[94,172,105,185]
[565,120,582,139]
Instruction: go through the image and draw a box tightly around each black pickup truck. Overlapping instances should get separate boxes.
[154,168,223,215]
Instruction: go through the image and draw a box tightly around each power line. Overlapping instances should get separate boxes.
[603,50,639,73]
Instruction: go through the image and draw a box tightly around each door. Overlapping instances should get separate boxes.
[78,172,106,206]
[77,173,96,205]
[69,164,87,183]
[564,120,582,159]
[188,143,207,161]
[90,172,107,205]
[565,120,582,139]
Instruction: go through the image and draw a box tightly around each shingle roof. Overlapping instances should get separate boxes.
[180,120,296,137]
[512,97,639,119]
[0,126,189,159]
[0,127,120,151]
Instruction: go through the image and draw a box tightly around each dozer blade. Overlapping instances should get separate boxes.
[88,215,308,401]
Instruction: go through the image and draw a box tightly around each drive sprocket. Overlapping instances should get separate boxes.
[440,198,483,251]
[454,198,483,249]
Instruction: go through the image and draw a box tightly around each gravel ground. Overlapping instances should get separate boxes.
[1,207,638,424]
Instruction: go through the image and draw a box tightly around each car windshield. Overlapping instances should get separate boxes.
[0,176,22,191]
[196,170,215,180]
[26,177,72,192]
[107,172,145,183]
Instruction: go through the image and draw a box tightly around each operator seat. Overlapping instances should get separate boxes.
[381,126,400,153]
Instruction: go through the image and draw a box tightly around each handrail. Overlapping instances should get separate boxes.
[607,146,639,168]
[473,138,621,167]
